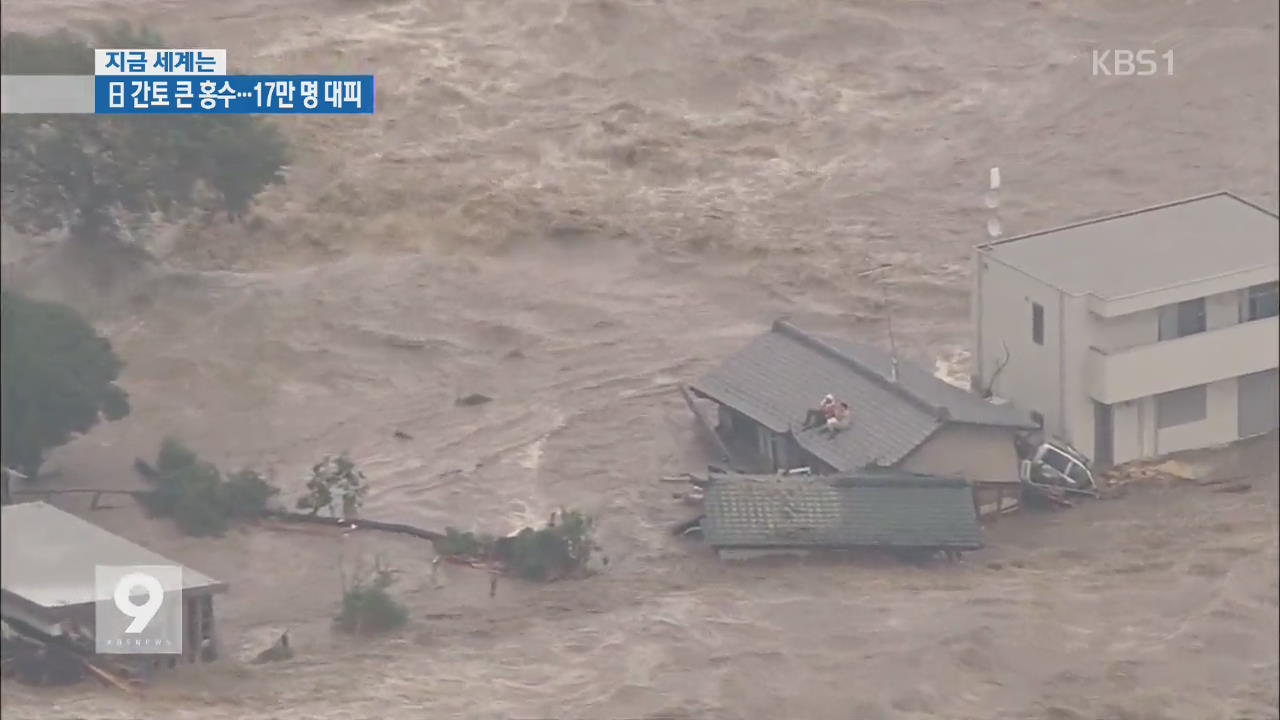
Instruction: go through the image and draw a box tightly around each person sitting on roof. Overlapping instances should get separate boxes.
[822,402,851,436]
[802,394,837,430]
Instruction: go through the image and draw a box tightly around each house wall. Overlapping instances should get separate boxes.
[1061,294,1093,455]
[1207,290,1244,330]
[979,243,1277,464]
[1109,396,1155,463]
[1107,378,1239,461]
[899,424,1022,483]
[1079,285,1276,461]
[1153,376,1239,454]
[1076,289,1257,462]
[1092,307,1158,353]
[1089,289,1253,353]
[974,253,1064,437]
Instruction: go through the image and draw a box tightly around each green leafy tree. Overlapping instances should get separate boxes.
[497,510,596,581]
[1,289,130,475]
[432,509,599,582]
[0,24,289,253]
[134,437,279,536]
[298,454,368,518]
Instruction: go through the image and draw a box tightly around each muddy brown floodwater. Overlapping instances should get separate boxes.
[1,0,1278,718]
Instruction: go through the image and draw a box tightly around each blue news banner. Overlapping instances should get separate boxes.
[95,75,375,115]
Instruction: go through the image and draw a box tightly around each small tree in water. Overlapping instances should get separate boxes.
[431,509,599,582]
[297,454,368,518]
[134,437,279,537]
[335,555,407,636]
[499,509,596,581]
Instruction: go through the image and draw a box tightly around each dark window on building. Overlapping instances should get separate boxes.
[1031,302,1044,345]
[1156,384,1207,429]
[1242,283,1279,322]
[1157,298,1206,340]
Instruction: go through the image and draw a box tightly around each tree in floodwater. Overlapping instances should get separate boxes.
[298,454,369,518]
[134,437,280,537]
[1,289,130,476]
[433,509,600,582]
[335,555,408,636]
[0,24,289,260]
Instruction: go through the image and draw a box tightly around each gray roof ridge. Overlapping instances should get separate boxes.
[978,190,1278,253]
[770,319,951,421]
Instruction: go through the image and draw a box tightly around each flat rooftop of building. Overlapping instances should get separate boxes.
[1,501,226,610]
[979,192,1278,300]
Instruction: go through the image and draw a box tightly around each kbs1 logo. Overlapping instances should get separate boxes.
[1092,49,1174,77]
[94,565,184,654]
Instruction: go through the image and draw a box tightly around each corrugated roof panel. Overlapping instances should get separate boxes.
[702,474,983,550]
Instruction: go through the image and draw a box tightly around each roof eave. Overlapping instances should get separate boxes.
[686,383,791,434]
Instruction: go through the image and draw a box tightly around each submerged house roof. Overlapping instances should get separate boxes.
[1,502,226,612]
[701,471,983,551]
[689,320,1036,471]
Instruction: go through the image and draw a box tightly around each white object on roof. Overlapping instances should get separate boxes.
[1,502,224,609]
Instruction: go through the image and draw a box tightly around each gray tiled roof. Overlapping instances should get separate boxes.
[701,472,983,550]
[689,321,1034,471]
[820,336,1037,429]
[979,191,1278,299]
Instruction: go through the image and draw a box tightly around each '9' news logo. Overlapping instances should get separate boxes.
[114,572,166,632]
[95,565,184,655]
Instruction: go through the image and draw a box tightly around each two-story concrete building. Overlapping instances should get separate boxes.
[972,191,1279,468]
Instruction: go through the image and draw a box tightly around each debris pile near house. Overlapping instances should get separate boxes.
[1,618,138,691]
[1100,460,1196,488]
[1098,458,1254,495]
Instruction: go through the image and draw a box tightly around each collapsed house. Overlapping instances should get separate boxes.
[1,502,227,684]
[699,471,983,560]
[683,320,1040,515]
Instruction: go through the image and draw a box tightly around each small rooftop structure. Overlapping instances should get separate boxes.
[701,471,983,554]
[688,320,1036,474]
[979,191,1278,300]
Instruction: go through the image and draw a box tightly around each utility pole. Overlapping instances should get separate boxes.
[857,262,898,383]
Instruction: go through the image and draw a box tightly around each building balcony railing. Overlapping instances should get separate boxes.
[1086,318,1279,404]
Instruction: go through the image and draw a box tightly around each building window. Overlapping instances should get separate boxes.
[1157,298,1206,340]
[1241,283,1279,322]
[1156,384,1207,429]
[1031,302,1044,345]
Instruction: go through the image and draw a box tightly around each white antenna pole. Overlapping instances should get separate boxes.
[986,167,1002,239]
